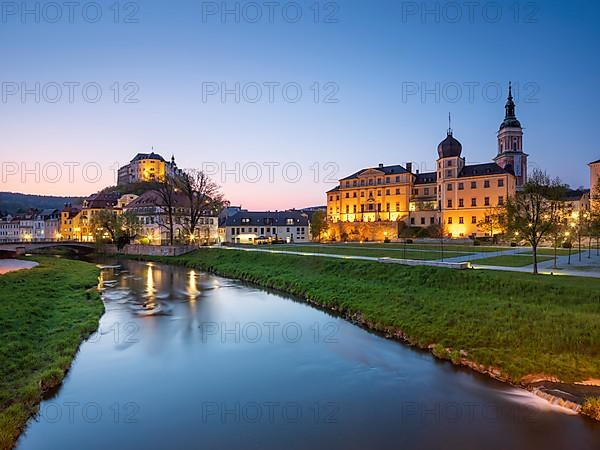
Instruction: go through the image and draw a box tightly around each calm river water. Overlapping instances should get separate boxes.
[16,259,600,449]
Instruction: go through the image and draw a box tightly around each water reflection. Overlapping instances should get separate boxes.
[15,259,600,450]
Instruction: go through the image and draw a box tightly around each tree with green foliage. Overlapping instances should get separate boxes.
[477,206,506,244]
[310,210,328,242]
[505,169,566,274]
[91,210,141,250]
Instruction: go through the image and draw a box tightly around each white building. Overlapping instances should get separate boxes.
[124,190,219,245]
[221,210,310,244]
[0,209,60,242]
[0,216,19,242]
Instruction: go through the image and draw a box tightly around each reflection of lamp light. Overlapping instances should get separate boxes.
[188,270,199,301]
[146,266,155,302]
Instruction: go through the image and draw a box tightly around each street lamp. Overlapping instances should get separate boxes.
[565,231,572,265]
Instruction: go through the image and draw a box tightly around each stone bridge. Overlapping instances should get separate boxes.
[0,241,96,256]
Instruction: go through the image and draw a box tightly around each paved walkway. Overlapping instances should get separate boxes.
[222,246,600,278]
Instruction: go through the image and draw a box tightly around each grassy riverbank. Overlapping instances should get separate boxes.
[141,249,600,384]
[0,257,103,450]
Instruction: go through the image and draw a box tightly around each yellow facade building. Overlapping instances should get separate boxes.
[117,152,181,186]
[327,85,523,238]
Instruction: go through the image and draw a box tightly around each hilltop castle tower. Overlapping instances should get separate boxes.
[494,82,528,188]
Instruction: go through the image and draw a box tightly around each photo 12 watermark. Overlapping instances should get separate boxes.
[201,81,339,104]
[200,161,340,184]
[0,161,120,185]
[400,401,540,424]
[1,82,140,104]
[38,401,140,424]
[401,81,539,104]
[1,2,140,24]
[400,2,540,24]
[201,401,339,423]
[200,321,340,344]
[87,322,140,345]
[201,1,339,24]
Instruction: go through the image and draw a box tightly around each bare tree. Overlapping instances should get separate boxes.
[505,169,566,274]
[155,175,178,245]
[178,169,225,243]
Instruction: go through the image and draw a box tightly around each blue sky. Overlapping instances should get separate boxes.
[1,0,598,208]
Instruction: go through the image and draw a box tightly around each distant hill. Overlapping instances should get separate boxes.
[0,192,84,215]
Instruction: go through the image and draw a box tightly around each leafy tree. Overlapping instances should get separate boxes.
[90,210,140,249]
[310,210,328,242]
[477,206,506,244]
[505,169,567,274]
[90,209,119,242]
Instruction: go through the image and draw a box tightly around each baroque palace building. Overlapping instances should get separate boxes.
[327,84,527,238]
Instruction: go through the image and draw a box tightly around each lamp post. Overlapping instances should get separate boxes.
[565,231,572,265]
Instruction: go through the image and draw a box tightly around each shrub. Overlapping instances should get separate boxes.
[582,397,600,420]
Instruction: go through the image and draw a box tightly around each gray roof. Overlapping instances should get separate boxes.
[414,171,437,184]
[458,163,512,178]
[340,164,409,181]
[224,211,308,227]
[131,152,165,163]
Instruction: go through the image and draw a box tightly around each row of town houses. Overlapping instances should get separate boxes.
[1,151,314,245]
[0,191,313,245]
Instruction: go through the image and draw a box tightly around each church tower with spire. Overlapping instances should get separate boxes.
[494,82,528,187]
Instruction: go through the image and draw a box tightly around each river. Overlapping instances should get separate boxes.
[15,259,600,449]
